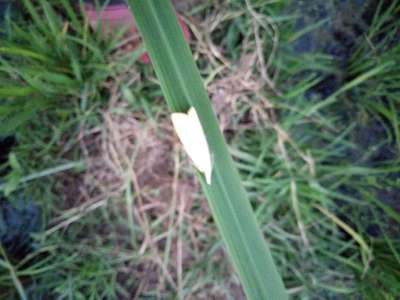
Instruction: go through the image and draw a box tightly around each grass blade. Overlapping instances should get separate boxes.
[127,1,287,299]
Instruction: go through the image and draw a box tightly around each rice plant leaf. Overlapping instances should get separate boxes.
[127,1,287,299]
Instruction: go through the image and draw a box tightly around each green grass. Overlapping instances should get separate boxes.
[0,0,399,299]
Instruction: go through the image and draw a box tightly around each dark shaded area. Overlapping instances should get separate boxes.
[352,120,397,163]
[0,137,15,177]
[292,0,399,202]
[0,132,42,267]
[292,0,369,90]
[0,1,11,18]
[0,0,15,26]
[0,197,42,259]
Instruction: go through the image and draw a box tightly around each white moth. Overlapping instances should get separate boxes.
[171,107,212,184]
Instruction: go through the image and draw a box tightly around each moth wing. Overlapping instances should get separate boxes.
[171,107,212,184]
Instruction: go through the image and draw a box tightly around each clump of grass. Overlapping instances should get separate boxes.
[1,1,104,134]
[0,0,142,194]
[341,1,400,297]
[348,0,400,154]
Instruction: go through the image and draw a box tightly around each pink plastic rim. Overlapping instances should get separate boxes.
[85,4,133,22]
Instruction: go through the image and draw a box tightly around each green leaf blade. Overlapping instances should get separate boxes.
[128,1,287,299]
